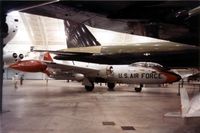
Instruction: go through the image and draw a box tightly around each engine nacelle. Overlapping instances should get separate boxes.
[19,54,24,59]
[3,52,18,63]
[49,72,84,81]
[3,52,24,65]
[74,73,85,81]
[3,14,19,46]
[98,66,114,78]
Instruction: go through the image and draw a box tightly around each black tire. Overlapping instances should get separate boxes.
[85,83,94,92]
[135,87,142,92]
[107,82,115,91]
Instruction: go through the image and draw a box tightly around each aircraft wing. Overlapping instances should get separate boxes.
[44,61,99,76]
[34,49,94,56]
[3,1,199,46]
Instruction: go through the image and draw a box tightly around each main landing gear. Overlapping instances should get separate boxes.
[84,82,94,92]
[107,82,115,91]
[135,84,143,92]
[84,82,116,92]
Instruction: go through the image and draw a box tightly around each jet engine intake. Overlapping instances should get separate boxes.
[98,66,113,78]
[13,53,17,58]
[3,52,18,63]
[19,54,24,59]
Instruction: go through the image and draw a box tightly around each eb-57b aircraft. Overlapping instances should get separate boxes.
[9,53,181,92]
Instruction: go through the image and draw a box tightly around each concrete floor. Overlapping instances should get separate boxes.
[1,80,200,133]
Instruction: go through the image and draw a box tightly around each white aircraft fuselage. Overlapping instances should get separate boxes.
[9,56,181,92]
[106,65,171,84]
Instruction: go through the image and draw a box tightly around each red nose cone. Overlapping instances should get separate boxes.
[9,60,47,72]
[163,71,182,83]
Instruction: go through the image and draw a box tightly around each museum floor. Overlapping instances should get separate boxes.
[1,80,200,133]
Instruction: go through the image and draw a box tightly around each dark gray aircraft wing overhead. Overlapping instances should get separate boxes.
[33,16,200,68]
[3,1,200,68]
[3,1,199,46]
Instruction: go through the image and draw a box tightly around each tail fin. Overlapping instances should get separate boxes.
[43,52,53,62]
[180,88,190,117]
[64,19,101,48]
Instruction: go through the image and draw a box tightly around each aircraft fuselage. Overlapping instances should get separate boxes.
[54,42,200,68]
[93,65,181,84]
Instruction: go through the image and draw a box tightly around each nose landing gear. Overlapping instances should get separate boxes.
[85,82,94,92]
[107,82,115,91]
[135,84,143,92]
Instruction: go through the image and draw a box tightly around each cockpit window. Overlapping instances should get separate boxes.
[130,62,163,68]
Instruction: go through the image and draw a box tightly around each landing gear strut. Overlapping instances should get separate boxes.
[135,84,143,92]
[85,82,94,92]
[107,82,115,91]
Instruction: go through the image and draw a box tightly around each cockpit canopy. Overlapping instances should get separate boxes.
[130,62,163,68]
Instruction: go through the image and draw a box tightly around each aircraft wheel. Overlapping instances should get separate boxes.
[135,84,143,92]
[107,82,115,91]
[135,87,142,92]
[85,83,94,92]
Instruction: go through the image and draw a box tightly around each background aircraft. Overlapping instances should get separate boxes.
[3,1,199,46]
[165,87,200,117]
[164,87,200,133]
[1,1,59,47]
[34,19,200,68]
[9,53,182,92]
[2,1,199,71]
[180,88,200,117]
[2,13,19,47]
